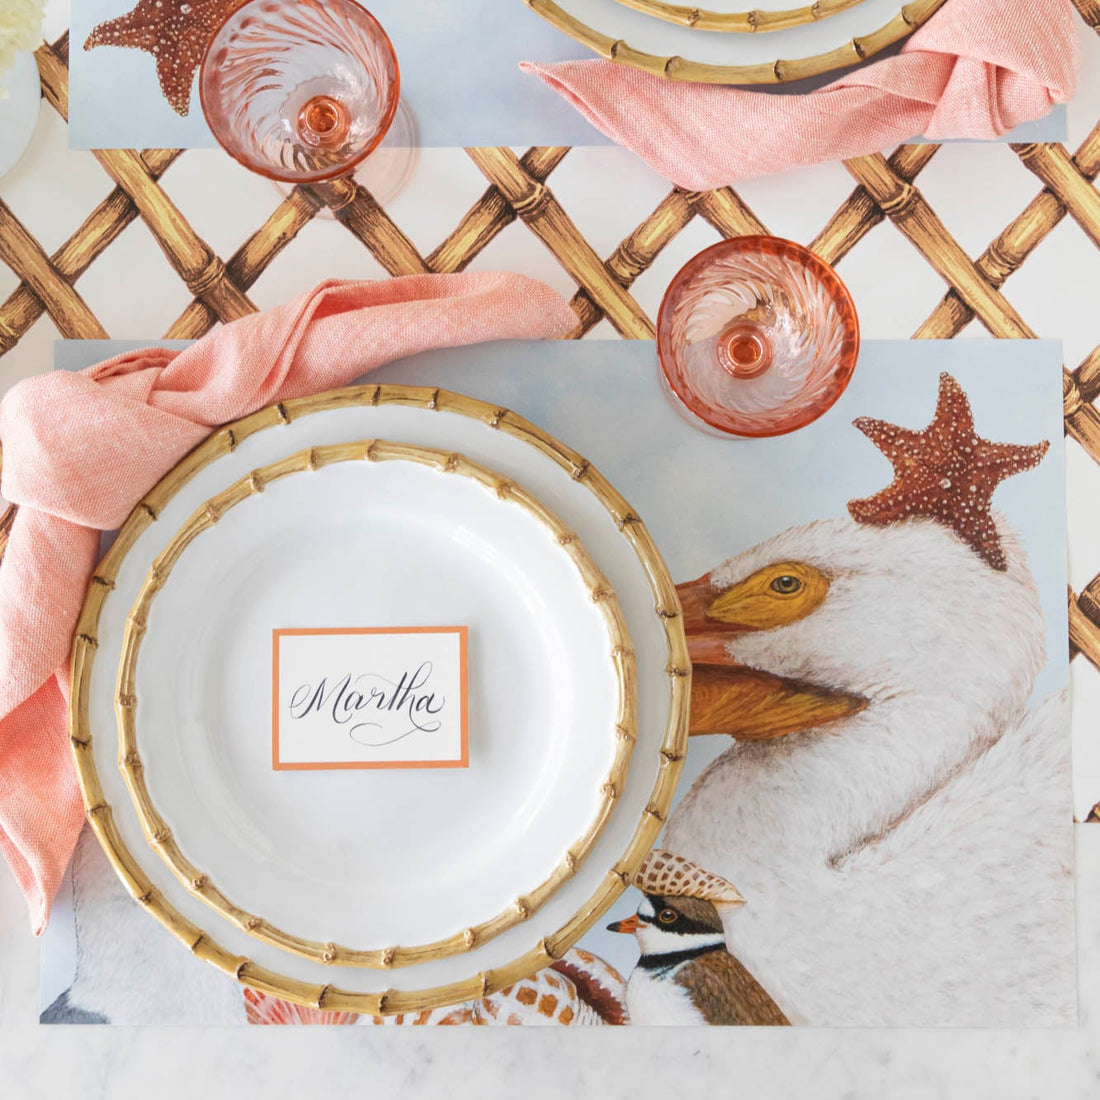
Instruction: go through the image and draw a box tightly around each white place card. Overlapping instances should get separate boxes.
[272,627,468,771]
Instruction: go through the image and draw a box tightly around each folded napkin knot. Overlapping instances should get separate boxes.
[1,370,204,531]
[0,272,575,933]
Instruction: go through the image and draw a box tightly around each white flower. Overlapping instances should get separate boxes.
[0,0,44,98]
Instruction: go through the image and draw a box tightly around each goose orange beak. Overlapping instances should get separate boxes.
[607,914,640,934]
[675,573,868,740]
[676,572,755,665]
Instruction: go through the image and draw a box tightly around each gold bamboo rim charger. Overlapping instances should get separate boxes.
[71,384,690,1014]
[523,0,946,83]
[610,0,868,34]
[116,439,636,969]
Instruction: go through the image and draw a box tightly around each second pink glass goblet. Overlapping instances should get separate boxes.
[657,237,860,439]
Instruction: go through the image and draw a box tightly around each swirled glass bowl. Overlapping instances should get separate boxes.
[657,237,860,438]
[199,0,400,185]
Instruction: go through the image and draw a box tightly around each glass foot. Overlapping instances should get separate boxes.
[273,100,419,217]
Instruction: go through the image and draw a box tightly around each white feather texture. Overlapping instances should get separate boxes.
[665,515,1075,1026]
[626,969,709,1026]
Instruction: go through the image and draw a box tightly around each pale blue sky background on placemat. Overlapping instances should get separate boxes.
[44,337,1068,1004]
[68,0,1067,149]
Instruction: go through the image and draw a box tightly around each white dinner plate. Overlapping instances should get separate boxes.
[72,385,689,1013]
[523,0,945,83]
[116,439,635,967]
[0,53,42,181]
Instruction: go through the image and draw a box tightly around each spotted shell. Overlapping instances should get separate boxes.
[367,949,627,1027]
[633,849,745,906]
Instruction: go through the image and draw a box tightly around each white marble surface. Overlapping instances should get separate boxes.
[2,3,1100,1094]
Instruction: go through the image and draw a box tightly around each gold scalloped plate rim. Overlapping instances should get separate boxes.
[523,0,946,83]
[116,439,639,971]
[70,383,690,1016]
[609,0,869,35]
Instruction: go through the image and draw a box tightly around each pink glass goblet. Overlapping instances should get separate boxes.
[200,0,415,202]
[657,237,860,439]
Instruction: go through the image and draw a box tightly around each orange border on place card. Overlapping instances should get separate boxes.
[271,626,469,772]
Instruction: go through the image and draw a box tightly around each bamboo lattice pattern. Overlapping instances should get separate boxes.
[1,19,1099,734]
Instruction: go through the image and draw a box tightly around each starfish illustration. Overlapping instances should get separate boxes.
[84,0,246,116]
[848,372,1049,572]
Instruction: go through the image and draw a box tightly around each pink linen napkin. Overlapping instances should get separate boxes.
[523,0,1079,189]
[0,272,576,933]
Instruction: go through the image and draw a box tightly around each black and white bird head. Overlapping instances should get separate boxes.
[609,892,728,956]
[607,849,744,959]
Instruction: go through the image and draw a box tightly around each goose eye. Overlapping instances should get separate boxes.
[658,908,678,925]
[770,574,802,595]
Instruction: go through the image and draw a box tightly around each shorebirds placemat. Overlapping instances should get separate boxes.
[67,0,1068,150]
[40,336,1074,1028]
